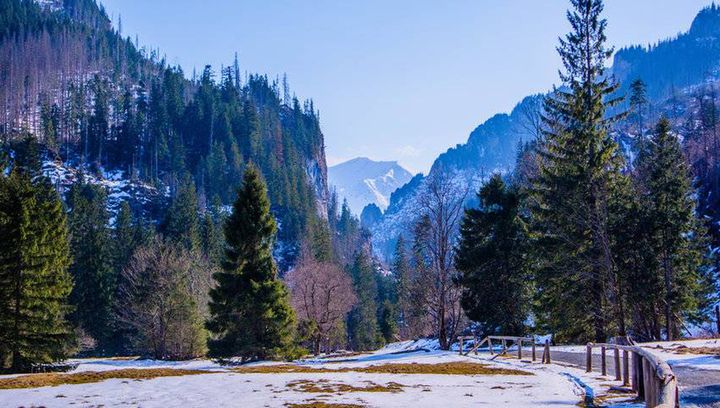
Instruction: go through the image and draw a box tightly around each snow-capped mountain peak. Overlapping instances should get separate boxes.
[329,157,414,215]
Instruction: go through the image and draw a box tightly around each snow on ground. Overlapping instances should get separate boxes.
[0,348,597,408]
[639,338,720,371]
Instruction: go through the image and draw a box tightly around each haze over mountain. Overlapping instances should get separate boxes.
[329,157,413,215]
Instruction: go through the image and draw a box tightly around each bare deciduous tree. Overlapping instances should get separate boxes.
[415,169,468,350]
[286,256,357,354]
[116,238,215,360]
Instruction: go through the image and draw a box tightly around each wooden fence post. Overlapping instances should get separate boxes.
[622,350,630,386]
[518,340,522,360]
[532,342,536,362]
[601,346,607,376]
[586,344,593,372]
[614,348,621,381]
[716,305,720,337]
[459,338,463,355]
[544,340,551,364]
[489,338,493,355]
[473,336,478,355]
[635,352,645,399]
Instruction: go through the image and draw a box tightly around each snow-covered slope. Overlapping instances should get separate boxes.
[329,157,413,215]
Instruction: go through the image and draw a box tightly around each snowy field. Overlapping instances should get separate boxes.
[3,338,717,407]
[0,345,606,408]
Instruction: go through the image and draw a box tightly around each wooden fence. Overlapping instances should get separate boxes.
[585,343,678,408]
[457,335,552,363]
[457,336,679,408]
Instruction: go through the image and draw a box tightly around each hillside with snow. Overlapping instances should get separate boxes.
[329,157,414,215]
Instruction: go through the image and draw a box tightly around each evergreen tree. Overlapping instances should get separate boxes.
[629,78,649,141]
[636,118,712,340]
[347,250,380,351]
[206,165,296,361]
[0,172,73,372]
[200,212,224,265]
[456,174,531,336]
[392,235,412,337]
[532,0,627,342]
[162,175,200,252]
[67,179,116,353]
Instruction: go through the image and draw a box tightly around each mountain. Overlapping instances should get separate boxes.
[329,157,413,215]
[0,0,329,268]
[370,4,720,261]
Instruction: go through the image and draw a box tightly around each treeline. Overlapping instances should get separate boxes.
[451,0,716,343]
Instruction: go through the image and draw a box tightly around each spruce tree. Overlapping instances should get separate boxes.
[206,165,296,361]
[348,250,380,351]
[0,172,73,372]
[636,118,711,340]
[532,0,626,342]
[456,174,531,336]
[67,179,116,353]
[162,175,200,251]
[629,79,649,142]
[392,236,412,337]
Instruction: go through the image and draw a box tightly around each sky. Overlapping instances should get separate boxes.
[100,0,714,174]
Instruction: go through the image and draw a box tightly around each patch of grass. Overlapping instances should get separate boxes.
[286,404,365,408]
[355,362,530,376]
[287,379,404,393]
[234,361,530,376]
[0,368,214,389]
[233,364,339,374]
[670,345,720,355]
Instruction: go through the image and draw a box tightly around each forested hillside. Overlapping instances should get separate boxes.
[0,0,329,266]
[372,4,720,263]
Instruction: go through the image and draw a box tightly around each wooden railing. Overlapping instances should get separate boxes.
[457,335,552,363]
[586,343,679,408]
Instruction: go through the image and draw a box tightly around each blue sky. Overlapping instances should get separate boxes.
[101,0,713,173]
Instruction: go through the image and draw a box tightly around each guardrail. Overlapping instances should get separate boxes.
[586,343,679,408]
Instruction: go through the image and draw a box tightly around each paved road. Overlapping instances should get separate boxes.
[549,349,720,407]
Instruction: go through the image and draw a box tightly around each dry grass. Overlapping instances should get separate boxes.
[233,364,339,374]
[287,379,404,393]
[234,361,529,376]
[286,404,365,408]
[671,346,720,355]
[0,368,213,390]
[354,362,530,376]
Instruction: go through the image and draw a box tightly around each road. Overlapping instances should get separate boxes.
[549,349,720,407]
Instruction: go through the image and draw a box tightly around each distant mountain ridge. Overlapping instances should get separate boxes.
[329,157,413,215]
[370,4,720,261]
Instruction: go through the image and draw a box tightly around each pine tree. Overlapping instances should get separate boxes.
[0,172,73,372]
[347,250,380,351]
[636,118,711,340]
[67,179,116,353]
[532,0,627,342]
[206,165,296,361]
[456,174,531,336]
